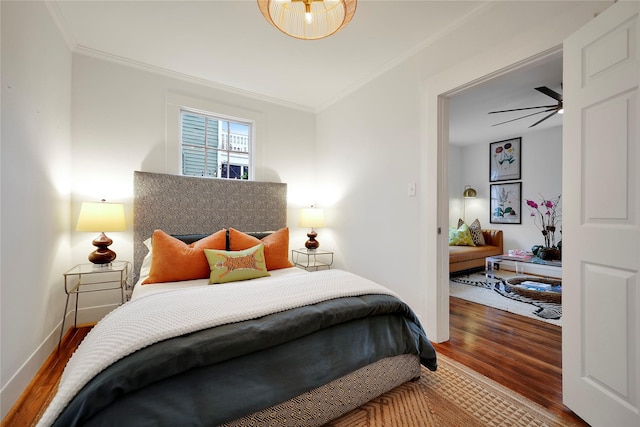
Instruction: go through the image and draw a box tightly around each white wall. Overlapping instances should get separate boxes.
[316,63,422,305]
[1,1,72,417]
[318,1,611,340]
[456,126,563,253]
[448,144,463,226]
[69,54,317,314]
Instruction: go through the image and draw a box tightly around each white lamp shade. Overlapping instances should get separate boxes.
[76,201,126,232]
[299,207,325,228]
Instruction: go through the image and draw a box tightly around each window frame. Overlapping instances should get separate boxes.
[180,107,253,180]
[166,92,262,180]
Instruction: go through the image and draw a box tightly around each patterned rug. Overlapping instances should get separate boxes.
[326,354,567,427]
[450,273,562,322]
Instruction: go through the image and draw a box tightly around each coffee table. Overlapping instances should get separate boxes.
[485,254,561,290]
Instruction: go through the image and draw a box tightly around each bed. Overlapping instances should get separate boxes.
[37,171,437,427]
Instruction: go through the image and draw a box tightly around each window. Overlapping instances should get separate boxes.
[180,109,251,180]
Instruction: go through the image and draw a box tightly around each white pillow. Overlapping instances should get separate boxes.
[139,238,153,279]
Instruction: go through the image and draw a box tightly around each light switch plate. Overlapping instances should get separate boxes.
[408,182,416,197]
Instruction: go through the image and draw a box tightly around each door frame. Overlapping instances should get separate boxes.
[424,46,563,342]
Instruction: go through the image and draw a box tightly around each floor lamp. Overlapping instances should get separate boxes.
[462,185,477,222]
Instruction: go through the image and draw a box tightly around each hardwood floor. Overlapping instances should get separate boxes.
[4,299,586,426]
[2,327,91,427]
[433,296,588,426]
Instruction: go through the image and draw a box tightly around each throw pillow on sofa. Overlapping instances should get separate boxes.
[458,218,486,246]
[449,223,476,246]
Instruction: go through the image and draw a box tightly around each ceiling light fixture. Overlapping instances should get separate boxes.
[258,0,357,40]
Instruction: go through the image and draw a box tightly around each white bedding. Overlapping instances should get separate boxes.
[39,269,397,426]
[131,266,307,299]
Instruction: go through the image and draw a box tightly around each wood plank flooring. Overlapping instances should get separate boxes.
[2,327,91,427]
[4,299,587,426]
[433,296,588,426]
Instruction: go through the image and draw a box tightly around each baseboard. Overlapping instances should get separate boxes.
[71,303,118,326]
[0,304,117,421]
[0,325,59,420]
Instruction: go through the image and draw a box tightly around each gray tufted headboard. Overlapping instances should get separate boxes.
[133,171,287,282]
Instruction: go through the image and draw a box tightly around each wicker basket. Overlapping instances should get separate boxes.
[506,277,562,304]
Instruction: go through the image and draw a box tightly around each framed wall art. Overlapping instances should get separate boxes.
[490,182,521,224]
[489,137,521,182]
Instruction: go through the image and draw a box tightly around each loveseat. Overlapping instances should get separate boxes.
[449,229,503,274]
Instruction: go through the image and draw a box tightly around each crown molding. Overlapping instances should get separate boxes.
[45,0,493,115]
[315,1,494,112]
[45,0,77,51]
[73,45,316,113]
[45,1,314,114]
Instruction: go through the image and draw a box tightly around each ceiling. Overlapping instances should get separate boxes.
[51,0,487,111]
[449,54,564,146]
[49,1,574,143]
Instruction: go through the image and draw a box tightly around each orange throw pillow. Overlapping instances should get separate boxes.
[229,227,294,271]
[142,229,227,284]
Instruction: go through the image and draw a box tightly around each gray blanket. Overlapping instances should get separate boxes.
[53,294,437,426]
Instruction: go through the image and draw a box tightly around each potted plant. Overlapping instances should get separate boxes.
[525,194,562,260]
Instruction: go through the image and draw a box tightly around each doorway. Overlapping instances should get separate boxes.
[435,48,567,416]
[430,4,640,424]
[446,51,564,317]
[420,46,566,344]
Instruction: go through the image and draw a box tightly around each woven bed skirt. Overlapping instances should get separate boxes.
[223,354,421,427]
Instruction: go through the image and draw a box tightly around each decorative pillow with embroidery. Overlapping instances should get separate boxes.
[204,244,270,284]
[142,229,227,284]
[229,227,294,270]
[449,223,476,246]
[458,218,486,246]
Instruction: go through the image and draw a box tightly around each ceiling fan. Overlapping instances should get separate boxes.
[489,86,563,128]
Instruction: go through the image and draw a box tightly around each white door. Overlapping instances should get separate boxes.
[563,2,640,426]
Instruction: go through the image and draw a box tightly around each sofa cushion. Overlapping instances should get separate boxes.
[449,229,504,273]
[449,245,502,264]
[481,229,503,249]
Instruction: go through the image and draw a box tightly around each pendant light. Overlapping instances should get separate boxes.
[258,0,357,40]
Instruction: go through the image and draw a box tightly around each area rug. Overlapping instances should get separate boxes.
[450,272,562,325]
[326,354,567,427]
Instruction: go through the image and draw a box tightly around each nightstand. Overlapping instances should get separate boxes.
[291,248,334,271]
[58,261,131,350]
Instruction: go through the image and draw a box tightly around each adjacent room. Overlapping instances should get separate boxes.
[2,1,638,426]
[448,54,563,325]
